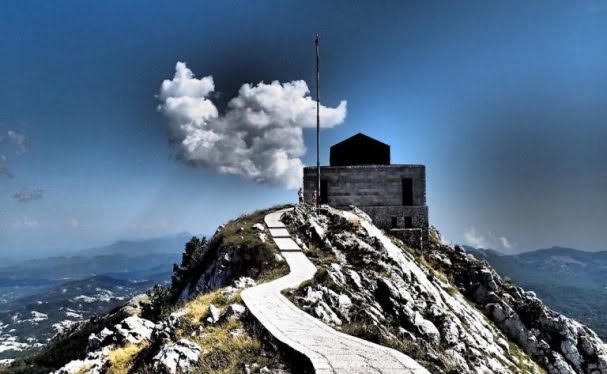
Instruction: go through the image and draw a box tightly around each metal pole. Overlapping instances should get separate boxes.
[315,33,320,209]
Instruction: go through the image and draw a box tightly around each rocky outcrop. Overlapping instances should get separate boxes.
[442,243,607,374]
[49,275,278,374]
[283,205,606,374]
[4,208,292,374]
[10,205,606,374]
[153,338,201,374]
[51,314,158,374]
[113,316,155,344]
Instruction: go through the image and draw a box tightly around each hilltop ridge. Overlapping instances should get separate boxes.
[2,205,606,374]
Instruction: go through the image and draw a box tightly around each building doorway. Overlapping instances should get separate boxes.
[402,178,413,206]
[404,216,413,228]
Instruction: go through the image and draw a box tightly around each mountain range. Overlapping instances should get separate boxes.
[4,205,605,374]
[465,245,607,340]
[0,232,198,360]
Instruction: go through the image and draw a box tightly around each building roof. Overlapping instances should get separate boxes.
[329,133,390,166]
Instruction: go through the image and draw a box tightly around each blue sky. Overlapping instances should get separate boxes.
[1,1,606,257]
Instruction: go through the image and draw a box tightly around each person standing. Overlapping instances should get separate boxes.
[297,187,303,204]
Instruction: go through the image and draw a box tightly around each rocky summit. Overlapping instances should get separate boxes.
[2,205,605,374]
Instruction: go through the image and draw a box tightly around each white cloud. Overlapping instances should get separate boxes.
[464,227,490,248]
[158,62,347,189]
[69,217,80,228]
[499,236,512,249]
[464,226,515,251]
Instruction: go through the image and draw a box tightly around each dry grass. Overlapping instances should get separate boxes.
[106,342,148,374]
[193,319,265,374]
[214,206,290,283]
[184,290,240,325]
[305,243,339,264]
[507,342,548,374]
[177,288,289,374]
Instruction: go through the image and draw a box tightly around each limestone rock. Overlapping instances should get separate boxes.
[51,346,112,374]
[162,310,184,330]
[219,303,246,323]
[153,338,201,374]
[284,205,589,374]
[206,304,221,324]
[412,312,440,343]
[114,316,155,344]
[233,277,257,289]
[547,352,577,374]
[87,327,113,351]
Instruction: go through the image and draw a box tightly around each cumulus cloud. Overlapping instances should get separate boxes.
[13,188,43,203]
[157,62,347,189]
[464,226,515,251]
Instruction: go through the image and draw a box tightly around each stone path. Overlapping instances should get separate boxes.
[241,208,429,374]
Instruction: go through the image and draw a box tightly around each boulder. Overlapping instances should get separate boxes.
[114,316,155,344]
[168,309,187,329]
[206,304,221,324]
[560,338,582,371]
[547,352,576,374]
[233,277,257,289]
[153,339,201,374]
[87,328,113,351]
[219,303,246,323]
[412,312,440,343]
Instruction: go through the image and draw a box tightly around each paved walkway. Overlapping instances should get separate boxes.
[241,208,429,374]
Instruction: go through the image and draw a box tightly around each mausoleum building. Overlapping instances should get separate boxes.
[303,133,429,230]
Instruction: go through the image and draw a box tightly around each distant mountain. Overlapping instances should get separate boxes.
[7,205,606,374]
[77,232,196,257]
[0,232,196,282]
[0,275,156,360]
[466,245,607,340]
[0,232,201,360]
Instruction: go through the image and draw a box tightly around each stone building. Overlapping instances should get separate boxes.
[303,133,429,230]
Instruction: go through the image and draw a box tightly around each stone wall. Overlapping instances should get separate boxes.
[390,228,424,250]
[303,165,428,229]
[363,205,429,229]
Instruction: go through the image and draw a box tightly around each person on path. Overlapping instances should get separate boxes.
[297,187,303,204]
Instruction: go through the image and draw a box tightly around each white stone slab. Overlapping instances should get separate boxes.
[273,237,301,251]
[269,228,290,237]
[240,208,430,374]
[264,211,286,228]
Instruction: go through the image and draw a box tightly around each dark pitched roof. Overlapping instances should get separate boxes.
[329,133,390,166]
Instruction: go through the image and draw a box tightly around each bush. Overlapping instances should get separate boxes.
[141,284,174,322]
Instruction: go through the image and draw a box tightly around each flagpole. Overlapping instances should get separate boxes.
[315,33,320,209]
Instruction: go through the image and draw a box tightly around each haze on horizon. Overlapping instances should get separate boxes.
[1,0,606,258]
